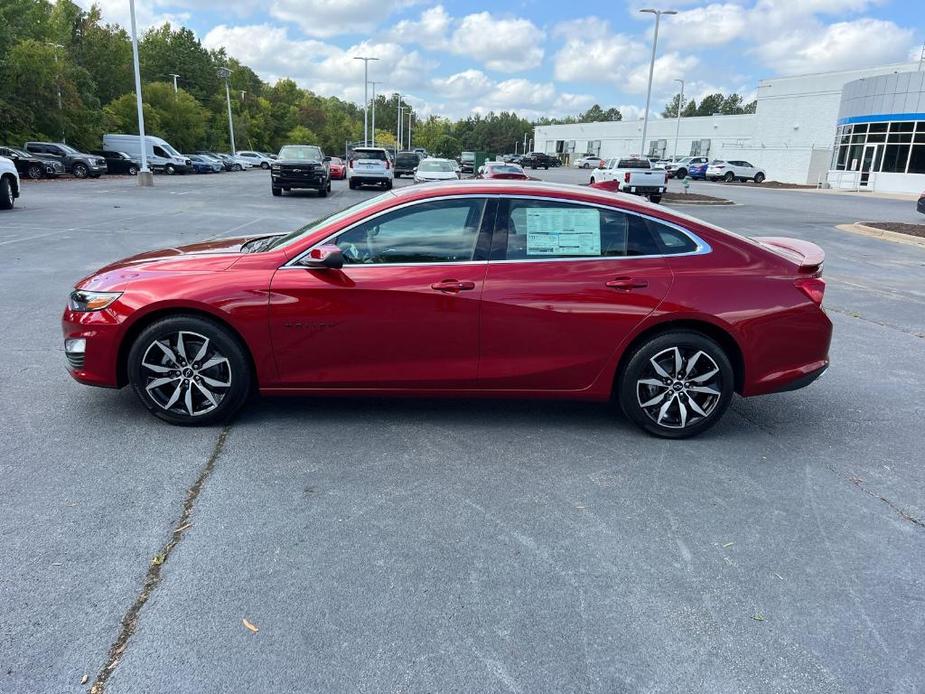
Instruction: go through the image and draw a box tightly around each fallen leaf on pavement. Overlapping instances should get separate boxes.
[81,674,89,684]
[242,618,259,633]
[752,613,766,622]
[722,542,735,548]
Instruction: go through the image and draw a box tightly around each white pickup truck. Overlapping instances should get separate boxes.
[589,157,668,203]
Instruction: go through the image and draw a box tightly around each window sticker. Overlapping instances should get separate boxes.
[525,208,601,256]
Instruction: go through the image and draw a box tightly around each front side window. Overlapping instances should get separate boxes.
[334,199,486,265]
[497,200,699,260]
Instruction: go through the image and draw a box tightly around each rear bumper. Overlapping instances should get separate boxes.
[917,197,925,214]
[622,186,666,195]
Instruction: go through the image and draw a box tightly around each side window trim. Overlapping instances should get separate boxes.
[490,195,710,263]
[283,195,500,268]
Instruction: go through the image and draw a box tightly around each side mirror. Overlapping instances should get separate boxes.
[299,244,344,269]
[323,156,331,162]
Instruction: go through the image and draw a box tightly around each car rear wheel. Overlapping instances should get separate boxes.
[318,184,327,197]
[724,171,735,182]
[272,186,281,196]
[72,163,88,178]
[165,164,176,175]
[618,330,734,439]
[0,177,14,210]
[261,161,270,169]
[27,164,44,180]
[233,164,242,172]
[385,179,393,190]
[128,316,252,426]
[649,194,662,204]
[675,168,687,179]
[754,172,765,183]
[128,165,139,176]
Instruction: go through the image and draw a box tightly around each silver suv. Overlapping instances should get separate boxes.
[347,148,394,189]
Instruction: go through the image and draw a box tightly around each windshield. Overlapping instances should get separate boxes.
[160,143,181,157]
[279,145,322,160]
[58,144,80,154]
[266,192,394,251]
[418,160,456,172]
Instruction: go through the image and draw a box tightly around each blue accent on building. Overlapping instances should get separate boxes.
[837,113,925,125]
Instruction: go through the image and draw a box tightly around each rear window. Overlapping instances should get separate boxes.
[617,159,651,169]
[396,153,420,165]
[486,164,523,174]
[353,149,388,161]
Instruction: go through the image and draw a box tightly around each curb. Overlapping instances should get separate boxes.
[836,222,925,249]
[664,199,736,206]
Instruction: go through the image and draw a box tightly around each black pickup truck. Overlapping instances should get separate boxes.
[520,152,558,169]
[270,144,331,197]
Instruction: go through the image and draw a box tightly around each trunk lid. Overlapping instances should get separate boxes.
[753,236,825,274]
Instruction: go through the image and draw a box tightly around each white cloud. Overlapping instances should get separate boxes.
[554,30,644,83]
[430,70,494,100]
[660,4,749,47]
[392,5,452,50]
[269,0,415,38]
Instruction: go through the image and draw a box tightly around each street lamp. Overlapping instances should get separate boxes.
[407,110,413,150]
[46,43,64,112]
[217,66,236,158]
[368,81,382,147]
[127,0,152,186]
[353,56,379,145]
[394,93,405,157]
[168,73,180,94]
[672,78,684,160]
[639,8,677,156]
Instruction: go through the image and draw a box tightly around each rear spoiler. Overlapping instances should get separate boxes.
[752,236,825,274]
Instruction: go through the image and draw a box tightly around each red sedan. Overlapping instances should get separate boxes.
[62,181,831,438]
[328,156,346,180]
[477,161,529,180]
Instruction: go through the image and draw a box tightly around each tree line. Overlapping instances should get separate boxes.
[0,0,757,158]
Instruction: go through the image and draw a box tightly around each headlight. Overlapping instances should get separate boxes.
[68,290,122,312]
[271,165,280,171]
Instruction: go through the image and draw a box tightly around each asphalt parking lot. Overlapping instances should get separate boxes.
[2,168,924,693]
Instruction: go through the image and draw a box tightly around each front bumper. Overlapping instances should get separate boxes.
[61,307,126,388]
[272,173,326,189]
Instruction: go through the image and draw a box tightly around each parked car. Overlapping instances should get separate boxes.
[187,155,222,173]
[102,134,189,175]
[918,191,925,215]
[590,158,668,203]
[687,160,709,180]
[61,180,832,438]
[413,158,461,183]
[212,153,248,171]
[394,151,422,178]
[91,150,140,176]
[347,147,393,189]
[459,151,476,174]
[196,152,234,171]
[669,156,709,179]
[521,152,557,170]
[707,160,766,183]
[271,145,331,197]
[0,155,20,210]
[0,146,63,179]
[196,153,227,171]
[24,142,106,178]
[574,155,604,169]
[476,161,529,180]
[236,150,273,169]
[328,156,346,180]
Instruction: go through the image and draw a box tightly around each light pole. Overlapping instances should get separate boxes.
[217,66,236,157]
[639,8,677,156]
[368,81,382,146]
[353,56,379,145]
[168,73,180,94]
[672,78,684,160]
[127,0,152,186]
[47,43,64,112]
[395,93,405,157]
[407,110,413,150]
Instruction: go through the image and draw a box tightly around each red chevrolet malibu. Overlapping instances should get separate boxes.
[63,181,831,438]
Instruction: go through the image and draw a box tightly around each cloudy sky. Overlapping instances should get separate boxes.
[79,0,922,120]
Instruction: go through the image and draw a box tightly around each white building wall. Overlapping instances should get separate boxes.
[533,61,920,185]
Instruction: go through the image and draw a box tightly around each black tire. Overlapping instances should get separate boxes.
[271,186,281,196]
[617,330,734,439]
[127,315,252,426]
[72,163,88,178]
[589,177,596,185]
[348,178,357,189]
[128,165,139,176]
[318,185,327,197]
[261,161,270,169]
[27,164,44,180]
[233,164,242,172]
[675,168,687,179]
[649,194,662,204]
[385,179,393,190]
[0,176,14,210]
[165,164,176,175]
[754,172,765,184]
[724,171,735,182]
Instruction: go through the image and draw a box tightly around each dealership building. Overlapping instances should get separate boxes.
[534,61,925,193]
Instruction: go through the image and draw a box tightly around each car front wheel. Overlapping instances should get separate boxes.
[0,177,14,209]
[72,163,88,178]
[754,173,765,183]
[27,164,44,179]
[618,330,734,439]
[127,316,252,426]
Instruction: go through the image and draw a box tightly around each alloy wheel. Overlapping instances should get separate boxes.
[636,346,722,430]
[28,164,44,179]
[140,330,232,417]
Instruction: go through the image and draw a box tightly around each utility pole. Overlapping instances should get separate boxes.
[217,67,236,156]
[672,78,684,160]
[241,90,247,101]
[353,56,379,145]
[168,73,180,94]
[639,8,677,156]
[128,0,152,185]
[368,81,382,146]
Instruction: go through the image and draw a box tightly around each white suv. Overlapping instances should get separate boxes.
[0,155,21,210]
[236,150,273,169]
[706,159,766,183]
[347,148,394,189]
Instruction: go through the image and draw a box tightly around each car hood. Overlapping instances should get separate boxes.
[76,236,262,289]
[276,159,323,166]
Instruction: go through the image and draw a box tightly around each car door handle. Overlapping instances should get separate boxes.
[605,277,648,290]
[431,279,476,293]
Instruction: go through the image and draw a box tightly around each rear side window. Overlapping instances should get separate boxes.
[496,200,699,260]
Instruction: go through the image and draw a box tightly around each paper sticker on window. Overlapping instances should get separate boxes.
[525,207,601,256]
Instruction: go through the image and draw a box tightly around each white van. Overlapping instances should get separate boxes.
[102,134,191,175]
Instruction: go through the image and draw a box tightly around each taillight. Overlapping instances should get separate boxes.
[624,172,631,183]
[384,160,390,170]
[794,277,825,305]
[349,159,354,168]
